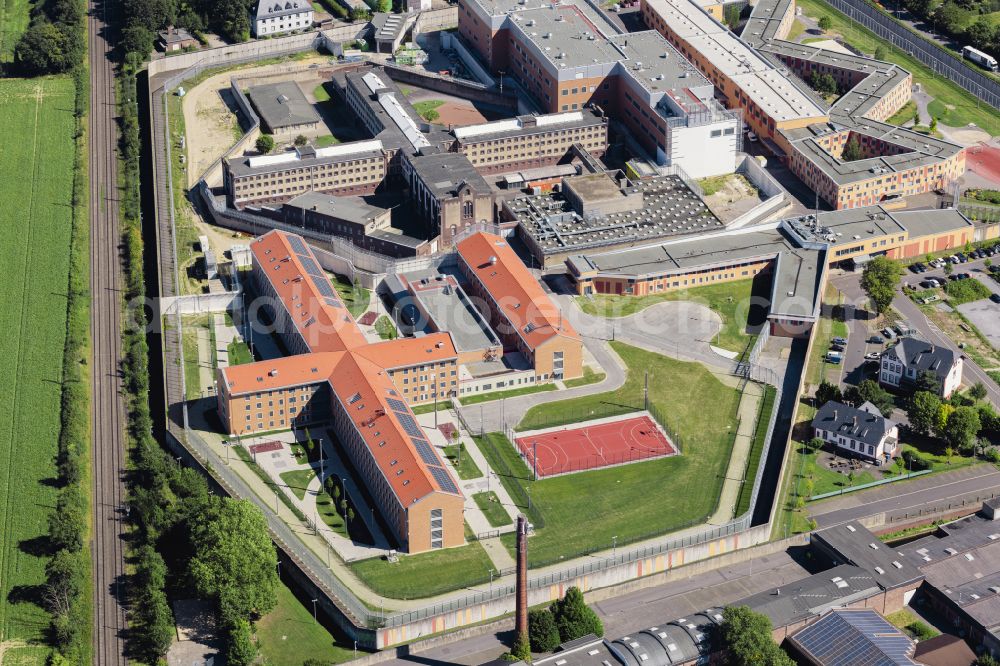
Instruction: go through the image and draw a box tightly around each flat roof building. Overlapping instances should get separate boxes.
[247,82,322,135]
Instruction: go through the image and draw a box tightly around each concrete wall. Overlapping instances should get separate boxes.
[440,30,495,86]
[413,6,459,34]
[162,293,242,315]
[382,63,515,109]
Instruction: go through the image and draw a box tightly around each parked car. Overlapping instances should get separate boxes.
[929,277,944,287]
[991,294,1000,304]
[958,273,972,280]
[747,131,758,142]
[948,274,960,281]
[867,336,883,344]
[882,327,897,340]
[865,352,881,360]
[832,337,848,345]
[826,351,843,364]
[920,280,938,289]
[830,343,845,352]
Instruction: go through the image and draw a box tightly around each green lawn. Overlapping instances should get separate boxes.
[444,444,483,480]
[332,276,370,318]
[349,541,496,598]
[279,468,317,500]
[0,76,78,643]
[256,583,355,665]
[313,83,331,102]
[576,279,756,356]
[734,385,778,516]
[413,99,445,122]
[796,0,1000,133]
[0,0,30,62]
[315,134,341,147]
[412,401,452,415]
[886,100,918,126]
[504,342,741,565]
[563,366,606,389]
[473,492,512,527]
[459,383,556,406]
[227,339,253,365]
[374,315,397,340]
[181,313,214,400]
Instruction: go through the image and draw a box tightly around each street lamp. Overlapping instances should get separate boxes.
[311,598,318,621]
[612,535,618,559]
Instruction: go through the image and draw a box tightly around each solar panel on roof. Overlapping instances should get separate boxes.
[287,235,308,254]
[412,438,441,466]
[324,297,342,308]
[428,466,459,494]
[793,611,918,666]
[395,412,423,438]
[298,255,322,276]
[313,278,336,298]
[386,398,407,413]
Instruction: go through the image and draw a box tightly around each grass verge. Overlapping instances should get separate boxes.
[332,276,369,318]
[459,383,556,406]
[444,444,483,480]
[734,385,778,517]
[564,366,606,388]
[473,492,512,527]
[256,582,355,665]
[349,541,496,599]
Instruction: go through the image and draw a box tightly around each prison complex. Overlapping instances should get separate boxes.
[456,0,965,208]
[215,229,582,550]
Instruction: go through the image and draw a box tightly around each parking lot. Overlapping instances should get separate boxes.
[957,274,1000,349]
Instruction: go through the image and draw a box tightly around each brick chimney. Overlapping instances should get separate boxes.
[516,514,529,639]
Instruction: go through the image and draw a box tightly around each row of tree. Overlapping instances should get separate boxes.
[122,0,256,53]
[12,0,85,75]
[43,63,92,665]
[892,0,1000,60]
[117,41,280,666]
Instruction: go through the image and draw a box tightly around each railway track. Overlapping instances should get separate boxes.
[87,0,129,662]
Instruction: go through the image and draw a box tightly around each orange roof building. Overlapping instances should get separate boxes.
[217,230,463,552]
[456,232,583,381]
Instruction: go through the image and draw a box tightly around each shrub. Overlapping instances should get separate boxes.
[550,587,603,642]
[529,609,561,652]
[256,134,275,154]
[907,621,936,641]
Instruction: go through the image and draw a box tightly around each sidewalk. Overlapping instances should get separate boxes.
[707,379,763,525]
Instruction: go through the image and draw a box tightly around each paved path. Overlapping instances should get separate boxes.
[809,463,1000,528]
[708,379,763,525]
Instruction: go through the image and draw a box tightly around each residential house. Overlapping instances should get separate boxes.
[812,400,899,464]
[251,0,313,37]
[879,336,963,398]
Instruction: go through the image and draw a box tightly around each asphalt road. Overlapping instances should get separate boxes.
[810,464,1000,528]
[828,259,1000,409]
[87,0,129,662]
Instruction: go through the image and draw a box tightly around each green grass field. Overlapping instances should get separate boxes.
[279,469,316,500]
[444,444,483,480]
[796,0,1000,133]
[349,540,496,598]
[332,276,369,317]
[733,385,777,516]
[256,583,355,665]
[412,99,445,122]
[374,315,397,340]
[227,339,253,365]
[473,492,512,527]
[886,100,918,126]
[576,279,756,356]
[0,0,30,62]
[0,77,78,644]
[503,342,741,565]
[564,367,605,388]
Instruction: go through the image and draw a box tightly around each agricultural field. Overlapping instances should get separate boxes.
[0,77,79,645]
[0,0,30,62]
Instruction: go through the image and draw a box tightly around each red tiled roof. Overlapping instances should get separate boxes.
[251,232,368,353]
[226,230,461,506]
[456,232,579,350]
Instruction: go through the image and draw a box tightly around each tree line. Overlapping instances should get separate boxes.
[122,0,257,55]
[891,0,999,60]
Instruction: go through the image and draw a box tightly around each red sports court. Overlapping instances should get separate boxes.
[515,414,678,478]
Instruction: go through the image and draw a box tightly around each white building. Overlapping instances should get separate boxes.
[880,336,963,398]
[812,400,899,464]
[251,0,313,37]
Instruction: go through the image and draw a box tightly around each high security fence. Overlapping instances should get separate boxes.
[823,0,1000,113]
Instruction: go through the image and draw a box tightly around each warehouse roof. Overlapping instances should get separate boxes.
[248,82,321,131]
[788,609,922,666]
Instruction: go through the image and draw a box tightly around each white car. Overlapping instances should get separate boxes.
[865,352,881,360]
[747,131,758,142]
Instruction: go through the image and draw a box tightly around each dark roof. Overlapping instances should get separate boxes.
[812,400,896,449]
[788,609,921,666]
[247,82,320,131]
[813,522,923,590]
[158,27,195,44]
[254,0,309,19]
[911,634,976,666]
[883,337,958,380]
[407,151,492,198]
